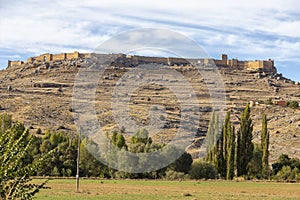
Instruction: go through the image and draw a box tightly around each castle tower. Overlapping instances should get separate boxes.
[221,54,228,62]
[7,60,11,68]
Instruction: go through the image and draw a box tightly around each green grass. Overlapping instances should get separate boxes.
[34,179,300,200]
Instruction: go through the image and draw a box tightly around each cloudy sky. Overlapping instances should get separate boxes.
[0,0,299,81]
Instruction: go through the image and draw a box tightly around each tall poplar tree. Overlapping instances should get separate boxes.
[261,114,269,178]
[226,125,235,180]
[213,111,235,179]
[206,112,216,163]
[236,103,254,177]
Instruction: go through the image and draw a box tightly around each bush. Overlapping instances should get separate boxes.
[266,98,273,105]
[189,160,217,180]
[276,166,300,181]
[247,144,263,179]
[285,101,299,109]
[272,154,300,175]
[165,169,188,180]
[36,128,42,135]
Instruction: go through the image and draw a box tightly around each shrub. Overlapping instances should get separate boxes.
[159,115,165,121]
[266,98,273,105]
[276,166,300,181]
[189,160,217,180]
[285,101,299,109]
[165,169,188,180]
[36,128,42,135]
[272,154,300,175]
[150,106,158,111]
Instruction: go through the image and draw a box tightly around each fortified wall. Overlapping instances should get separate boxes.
[7,52,276,73]
[26,51,91,63]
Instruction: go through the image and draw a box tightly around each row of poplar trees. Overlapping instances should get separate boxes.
[206,103,270,180]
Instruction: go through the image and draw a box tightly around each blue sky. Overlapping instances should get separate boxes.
[0,0,299,81]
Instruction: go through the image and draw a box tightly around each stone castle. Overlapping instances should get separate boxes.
[7,51,276,73]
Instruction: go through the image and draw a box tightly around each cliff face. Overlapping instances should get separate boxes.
[0,53,299,162]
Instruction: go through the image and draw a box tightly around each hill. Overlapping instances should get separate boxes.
[0,52,299,163]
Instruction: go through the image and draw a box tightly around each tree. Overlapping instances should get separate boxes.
[261,114,270,178]
[276,166,300,181]
[80,138,108,177]
[206,112,216,162]
[215,126,226,178]
[167,152,193,174]
[131,128,152,145]
[0,113,12,134]
[115,133,127,150]
[0,119,53,199]
[206,112,220,164]
[211,111,235,180]
[236,103,254,177]
[189,159,217,180]
[272,154,300,175]
[226,123,235,180]
[247,144,263,179]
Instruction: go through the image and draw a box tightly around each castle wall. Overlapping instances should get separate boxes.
[214,59,227,66]
[246,60,272,70]
[8,52,276,73]
[79,53,91,58]
[52,53,66,61]
[228,59,238,67]
[132,55,168,65]
[66,51,79,59]
[27,57,34,63]
[237,61,248,68]
[168,57,189,65]
[34,53,52,62]
[7,60,23,68]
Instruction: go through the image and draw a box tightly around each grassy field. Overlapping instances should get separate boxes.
[34,179,300,200]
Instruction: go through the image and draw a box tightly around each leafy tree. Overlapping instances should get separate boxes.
[206,112,220,164]
[112,131,118,145]
[215,127,226,178]
[236,103,254,177]
[226,122,235,180]
[80,138,108,177]
[167,152,192,174]
[212,112,234,180]
[0,113,12,134]
[276,166,300,181]
[206,112,216,162]
[189,159,217,180]
[261,114,270,178]
[247,144,263,179]
[272,154,300,175]
[0,119,54,199]
[131,128,152,145]
[115,133,127,150]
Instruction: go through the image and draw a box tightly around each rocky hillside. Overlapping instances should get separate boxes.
[0,54,299,163]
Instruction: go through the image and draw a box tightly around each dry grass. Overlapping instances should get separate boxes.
[35,179,300,200]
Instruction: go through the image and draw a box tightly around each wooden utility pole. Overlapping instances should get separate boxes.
[76,132,80,193]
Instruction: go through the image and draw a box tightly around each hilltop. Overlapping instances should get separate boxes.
[0,52,299,163]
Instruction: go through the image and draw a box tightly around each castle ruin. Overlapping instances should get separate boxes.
[7,51,276,73]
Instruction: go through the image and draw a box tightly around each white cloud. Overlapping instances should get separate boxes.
[0,0,299,80]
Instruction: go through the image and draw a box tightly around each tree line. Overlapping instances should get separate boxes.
[1,104,300,199]
[205,103,300,180]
